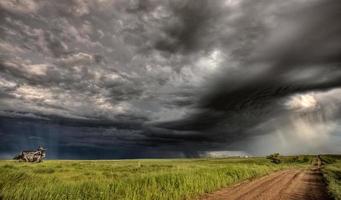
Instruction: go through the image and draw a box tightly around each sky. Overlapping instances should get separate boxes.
[1,0,341,159]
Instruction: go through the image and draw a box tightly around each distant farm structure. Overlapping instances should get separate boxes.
[13,146,47,162]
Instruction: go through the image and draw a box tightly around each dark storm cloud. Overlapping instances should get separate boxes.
[255,0,341,66]
[1,0,341,158]
[153,0,224,53]
[153,0,341,144]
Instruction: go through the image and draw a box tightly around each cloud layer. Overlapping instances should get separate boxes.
[1,0,341,158]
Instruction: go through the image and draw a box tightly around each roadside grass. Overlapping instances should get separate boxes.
[321,155,341,200]
[0,157,311,200]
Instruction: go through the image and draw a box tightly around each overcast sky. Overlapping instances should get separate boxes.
[1,0,341,159]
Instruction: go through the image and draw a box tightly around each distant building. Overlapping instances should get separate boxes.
[13,146,47,162]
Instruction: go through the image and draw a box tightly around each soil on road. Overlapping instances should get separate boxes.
[200,158,332,200]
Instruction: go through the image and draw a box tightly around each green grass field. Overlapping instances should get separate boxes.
[321,155,341,200]
[0,156,312,200]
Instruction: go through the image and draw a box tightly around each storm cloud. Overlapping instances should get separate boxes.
[1,0,341,158]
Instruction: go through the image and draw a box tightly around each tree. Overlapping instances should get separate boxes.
[266,153,281,164]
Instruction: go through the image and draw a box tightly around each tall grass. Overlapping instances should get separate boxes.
[321,155,341,200]
[0,157,309,200]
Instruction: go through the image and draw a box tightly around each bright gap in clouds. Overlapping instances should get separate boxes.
[252,91,340,155]
[285,93,319,112]
[285,92,333,144]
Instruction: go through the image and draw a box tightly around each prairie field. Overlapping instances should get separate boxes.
[321,155,341,200]
[0,156,312,200]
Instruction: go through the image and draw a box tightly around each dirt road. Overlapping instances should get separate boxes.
[201,158,332,200]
